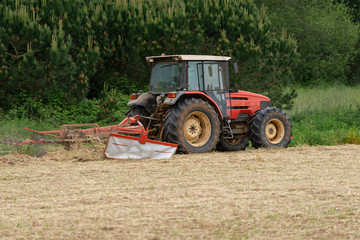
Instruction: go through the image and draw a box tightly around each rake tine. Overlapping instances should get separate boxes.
[0,136,25,146]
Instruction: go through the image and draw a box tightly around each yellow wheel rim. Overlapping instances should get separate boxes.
[184,111,211,147]
[265,119,285,144]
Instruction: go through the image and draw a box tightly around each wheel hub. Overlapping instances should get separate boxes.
[184,117,201,141]
[183,111,211,147]
[266,123,277,139]
[265,119,285,144]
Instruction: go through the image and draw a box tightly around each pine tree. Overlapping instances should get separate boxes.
[0,0,100,109]
[0,0,298,111]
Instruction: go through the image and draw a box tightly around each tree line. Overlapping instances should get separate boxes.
[255,0,359,85]
[0,0,358,117]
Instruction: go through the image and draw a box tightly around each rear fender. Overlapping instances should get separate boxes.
[163,91,223,120]
[127,93,157,114]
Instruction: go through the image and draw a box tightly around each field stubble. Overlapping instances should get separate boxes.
[0,144,360,239]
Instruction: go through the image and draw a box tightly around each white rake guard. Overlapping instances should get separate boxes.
[104,133,178,160]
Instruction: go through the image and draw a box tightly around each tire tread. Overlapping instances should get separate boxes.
[249,107,292,148]
[163,98,220,153]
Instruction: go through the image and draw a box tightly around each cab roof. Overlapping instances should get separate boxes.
[146,55,232,62]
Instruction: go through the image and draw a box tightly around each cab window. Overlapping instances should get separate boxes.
[188,61,203,91]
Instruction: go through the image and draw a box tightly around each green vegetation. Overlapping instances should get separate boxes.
[0,0,297,111]
[290,85,360,114]
[255,0,360,85]
[289,85,360,146]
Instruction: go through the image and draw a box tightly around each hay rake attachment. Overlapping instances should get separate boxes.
[0,116,178,159]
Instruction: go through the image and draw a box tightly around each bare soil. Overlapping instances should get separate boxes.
[1,144,359,239]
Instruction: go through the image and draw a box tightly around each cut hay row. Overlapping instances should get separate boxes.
[0,145,359,239]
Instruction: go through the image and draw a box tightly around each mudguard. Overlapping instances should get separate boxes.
[127,93,157,114]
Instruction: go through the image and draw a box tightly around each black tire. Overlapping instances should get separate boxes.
[126,106,150,127]
[216,134,249,151]
[126,106,150,117]
[249,107,292,148]
[163,98,220,153]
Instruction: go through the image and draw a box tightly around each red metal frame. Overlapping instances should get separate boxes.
[24,116,147,139]
[2,116,153,147]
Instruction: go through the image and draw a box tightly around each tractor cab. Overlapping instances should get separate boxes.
[146,55,231,117]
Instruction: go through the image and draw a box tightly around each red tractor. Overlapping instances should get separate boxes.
[127,55,292,153]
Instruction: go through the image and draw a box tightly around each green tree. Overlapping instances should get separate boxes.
[255,0,359,85]
[0,0,298,112]
[339,0,360,84]
[0,0,100,109]
[338,0,360,22]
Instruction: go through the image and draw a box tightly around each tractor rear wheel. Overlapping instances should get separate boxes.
[126,106,150,127]
[249,107,292,148]
[216,134,249,151]
[163,98,220,153]
[126,106,150,117]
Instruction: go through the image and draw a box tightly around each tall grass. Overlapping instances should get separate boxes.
[288,85,360,146]
[0,118,58,156]
[289,85,360,115]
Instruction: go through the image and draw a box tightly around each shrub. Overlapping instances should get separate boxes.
[255,0,359,86]
[290,107,360,146]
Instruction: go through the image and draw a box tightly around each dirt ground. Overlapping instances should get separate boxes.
[0,144,359,239]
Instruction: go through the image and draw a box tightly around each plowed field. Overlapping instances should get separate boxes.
[1,145,359,239]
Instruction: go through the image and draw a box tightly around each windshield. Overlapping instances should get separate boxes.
[148,62,183,93]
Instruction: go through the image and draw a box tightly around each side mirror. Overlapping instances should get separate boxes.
[234,62,239,73]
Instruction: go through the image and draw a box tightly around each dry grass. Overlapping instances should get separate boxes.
[0,144,359,239]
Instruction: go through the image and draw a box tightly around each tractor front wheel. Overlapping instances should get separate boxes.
[249,107,292,148]
[163,98,220,153]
